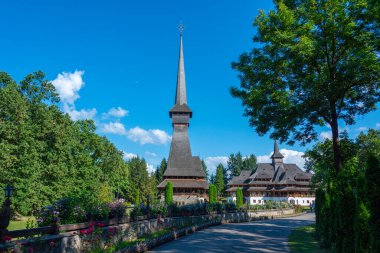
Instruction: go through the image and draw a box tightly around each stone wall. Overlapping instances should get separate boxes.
[247,208,296,218]
[0,209,295,253]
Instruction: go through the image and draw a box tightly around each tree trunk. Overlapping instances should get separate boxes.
[330,112,342,175]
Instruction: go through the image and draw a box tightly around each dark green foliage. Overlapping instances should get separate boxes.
[366,154,380,252]
[227,152,257,178]
[127,157,151,205]
[236,188,243,209]
[215,164,226,196]
[309,130,380,252]
[208,184,217,203]
[201,159,209,179]
[228,152,244,178]
[155,158,167,183]
[243,155,257,171]
[209,173,216,184]
[0,71,129,215]
[354,171,370,253]
[165,182,173,206]
[231,0,380,174]
[334,161,357,253]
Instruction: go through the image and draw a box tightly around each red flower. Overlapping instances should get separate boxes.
[96,222,106,227]
[89,222,96,227]
[28,247,33,253]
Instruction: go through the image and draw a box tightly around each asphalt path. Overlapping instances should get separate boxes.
[149,212,315,253]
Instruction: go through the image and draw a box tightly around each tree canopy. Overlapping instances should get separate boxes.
[227,152,257,178]
[0,71,158,215]
[231,0,380,173]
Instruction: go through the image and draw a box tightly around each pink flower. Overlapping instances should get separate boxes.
[28,247,33,253]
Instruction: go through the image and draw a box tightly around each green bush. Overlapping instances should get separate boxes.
[236,188,243,209]
[366,154,380,252]
[354,171,370,253]
[165,182,173,206]
[209,184,217,203]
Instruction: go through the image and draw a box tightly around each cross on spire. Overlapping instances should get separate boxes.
[178,22,184,35]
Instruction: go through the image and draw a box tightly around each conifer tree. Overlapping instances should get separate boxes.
[165,182,173,206]
[236,188,243,209]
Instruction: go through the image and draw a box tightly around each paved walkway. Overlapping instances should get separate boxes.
[149,212,315,253]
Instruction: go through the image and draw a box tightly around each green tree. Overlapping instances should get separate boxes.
[231,0,380,174]
[243,155,257,171]
[365,154,380,252]
[0,71,130,214]
[165,182,173,205]
[236,188,243,209]
[209,173,216,184]
[127,157,150,204]
[155,158,167,183]
[201,159,209,179]
[134,189,140,206]
[208,184,217,203]
[354,171,370,253]
[227,152,244,178]
[215,164,226,196]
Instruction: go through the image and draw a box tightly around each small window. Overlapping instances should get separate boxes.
[253,200,256,203]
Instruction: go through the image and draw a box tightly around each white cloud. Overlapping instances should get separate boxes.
[63,104,97,121]
[52,70,97,121]
[320,131,332,140]
[123,152,137,160]
[147,163,155,173]
[145,151,157,157]
[100,123,171,145]
[126,127,171,145]
[204,156,229,176]
[257,149,306,169]
[102,107,129,119]
[357,127,368,132]
[52,70,85,105]
[281,149,306,169]
[102,122,127,135]
[376,123,380,129]
[150,129,172,144]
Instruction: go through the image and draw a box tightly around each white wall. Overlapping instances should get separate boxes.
[227,196,315,206]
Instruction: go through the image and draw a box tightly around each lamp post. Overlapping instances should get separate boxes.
[0,185,14,243]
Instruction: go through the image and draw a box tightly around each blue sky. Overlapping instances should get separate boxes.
[1,0,379,175]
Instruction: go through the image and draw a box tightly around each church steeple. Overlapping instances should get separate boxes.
[175,32,187,105]
[169,24,192,119]
[271,140,284,165]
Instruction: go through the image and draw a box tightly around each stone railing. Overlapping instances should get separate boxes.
[0,208,299,253]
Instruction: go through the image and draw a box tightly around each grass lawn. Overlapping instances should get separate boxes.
[288,225,331,253]
[8,216,36,231]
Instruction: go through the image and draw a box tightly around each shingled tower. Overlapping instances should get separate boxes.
[157,27,208,205]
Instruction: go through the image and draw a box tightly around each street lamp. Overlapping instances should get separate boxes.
[0,185,14,242]
[4,185,14,198]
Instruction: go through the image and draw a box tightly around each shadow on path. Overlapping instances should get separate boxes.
[149,212,315,253]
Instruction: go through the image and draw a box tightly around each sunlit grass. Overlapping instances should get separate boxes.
[288,225,331,253]
[8,216,36,231]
